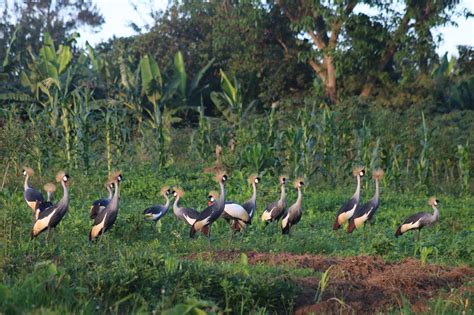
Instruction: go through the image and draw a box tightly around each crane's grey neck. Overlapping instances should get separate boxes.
[217,181,226,208]
[47,191,52,202]
[353,175,361,200]
[294,188,302,210]
[431,205,440,221]
[173,195,182,215]
[250,182,257,203]
[57,180,69,209]
[163,194,170,209]
[109,180,120,211]
[24,175,30,190]
[107,186,112,199]
[373,179,380,202]
[278,184,286,207]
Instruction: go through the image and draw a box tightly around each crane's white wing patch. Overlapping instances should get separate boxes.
[224,203,249,221]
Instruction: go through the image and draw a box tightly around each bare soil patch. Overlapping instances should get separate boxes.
[187,251,473,314]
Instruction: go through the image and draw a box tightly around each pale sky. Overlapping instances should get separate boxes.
[78,0,474,56]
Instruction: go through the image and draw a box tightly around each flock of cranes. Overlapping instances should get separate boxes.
[22,166,440,245]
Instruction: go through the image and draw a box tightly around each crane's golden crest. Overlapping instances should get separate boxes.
[108,171,122,183]
[372,169,385,180]
[23,166,34,176]
[428,196,439,206]
[279,175,288,184]
[43,182,56,193]
[352,166,365,177]
[173,187,185,197]
[294,177,305,189]
[160,186,171,196]
[55,171,69,183]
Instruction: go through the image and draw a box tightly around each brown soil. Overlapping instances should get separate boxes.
[187,251,474,314]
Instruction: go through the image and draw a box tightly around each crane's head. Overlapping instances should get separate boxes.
[428,197,439,206]
[279,175,288,185]
[22,167,34,177]
[248,174,260,185]
[372,169,384,180]
[108,171,122,185]
[294,178,304,189]
[56,171,70,186]
[173,187,184,198]
[353,166,365,177]
[207,190,219,206]
[215,170,228,185]
[161,186,171,197]
[43,182,56,193]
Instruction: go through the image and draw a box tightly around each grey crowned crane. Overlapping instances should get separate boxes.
[281,178,304,235]
[31,171,70,240]
[35,183,56,221]
[90,182,114,220]
[347,169,384,233]
[333,167,365,230]
[225,174,261,234]
[190,171,228,245]
[242,174,260,222]
[89,171,122,241]
[143,186,171,225]
[261,175,287,225]
[22,167,45,218]
[395,197,440,238]
[172,187,200,226]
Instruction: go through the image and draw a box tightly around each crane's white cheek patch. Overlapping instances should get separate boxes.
[400,220,421,233]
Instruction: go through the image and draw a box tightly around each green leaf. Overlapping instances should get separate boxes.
[189,58,214,97]
[58,45,72,74]
[140,55,162,103]
[173,51,187,97]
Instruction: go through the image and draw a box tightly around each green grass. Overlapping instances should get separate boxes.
[1,165,473,313]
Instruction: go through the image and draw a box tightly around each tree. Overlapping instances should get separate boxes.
[0,0,103,71]
[275,0,467,103]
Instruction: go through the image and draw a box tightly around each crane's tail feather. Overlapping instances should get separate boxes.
[347,220,356,234]
[395,226,402,237]
[333,217,341,230]
[190,225,197,238]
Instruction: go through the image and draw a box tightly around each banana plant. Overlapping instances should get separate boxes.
[19,32,79,162]
[210,69,257,130]
[140,54,166,165]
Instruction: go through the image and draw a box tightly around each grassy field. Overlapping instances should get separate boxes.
[1,164,473,314]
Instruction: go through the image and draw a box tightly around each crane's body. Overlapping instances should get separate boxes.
[23,167,45,214]
[173,188,200,226]
[281,179,304,235]
[333,167,365,230]
[261,176,287,224]
[89,172,122,241]
[348,169,384,233]
[190,172,227,244]
[31,172,69,239]
[90,184,113,220]
[143,186,171,223]
[396,197,440,237]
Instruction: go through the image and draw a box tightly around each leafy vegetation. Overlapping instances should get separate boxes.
[0,0,473,313]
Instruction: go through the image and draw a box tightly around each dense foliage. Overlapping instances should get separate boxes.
[0,1,473,313]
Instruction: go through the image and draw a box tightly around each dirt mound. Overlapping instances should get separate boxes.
[187,251,474,314]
